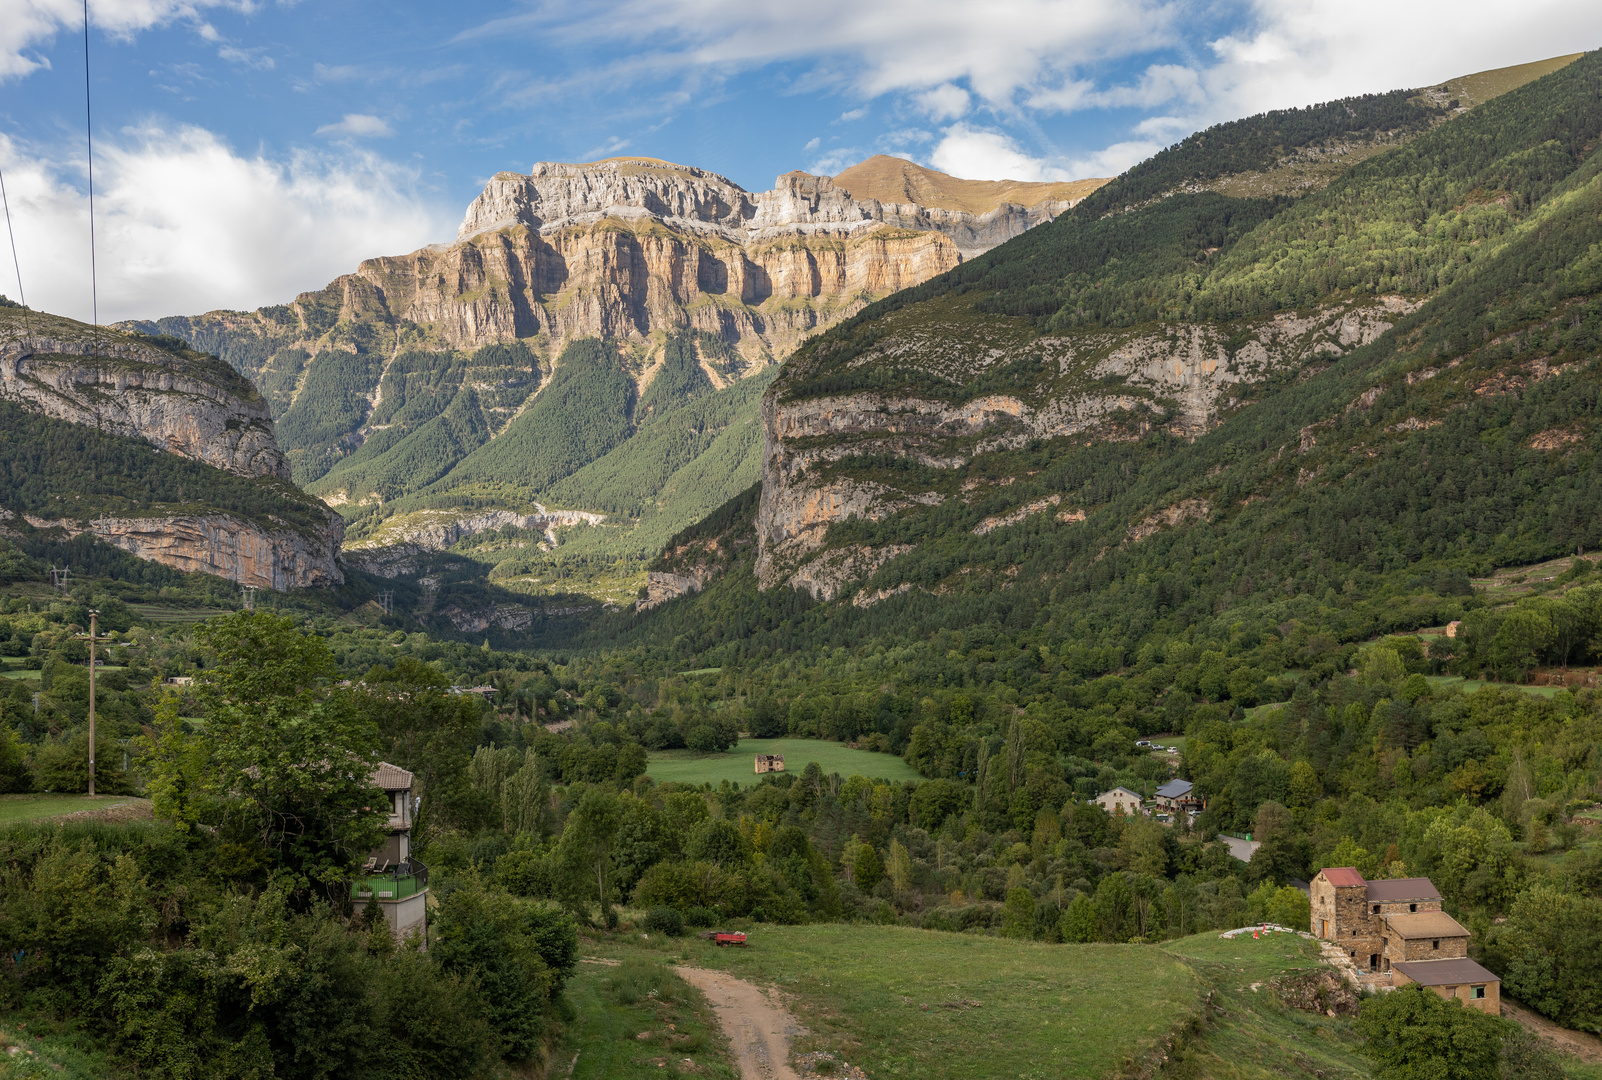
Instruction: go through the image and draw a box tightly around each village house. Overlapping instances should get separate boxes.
[1154,778,1204,817]
[352,762,429,939]
[755,753,785,774]
[1310,867,1498,1012]
[1094,786,1145,816]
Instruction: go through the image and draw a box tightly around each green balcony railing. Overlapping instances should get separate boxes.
[352,859,428,901]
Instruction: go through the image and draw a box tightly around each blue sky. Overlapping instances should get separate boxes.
[3,0,1601,323]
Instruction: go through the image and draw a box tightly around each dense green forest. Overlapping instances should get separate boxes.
[0,401,331,537]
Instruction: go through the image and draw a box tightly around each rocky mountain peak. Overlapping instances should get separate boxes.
[456,155,1107,255]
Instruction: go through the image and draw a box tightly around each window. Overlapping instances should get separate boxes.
[1472,986,1486,999]
[1432,940,1439,950]
[1409,903,1417,912]
[1372,905,1380,914]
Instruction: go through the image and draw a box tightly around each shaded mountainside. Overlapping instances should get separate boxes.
[0,312,344,589]
[593,50,1602,655]
[1,307,287,480]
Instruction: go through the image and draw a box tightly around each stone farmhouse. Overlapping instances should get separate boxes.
[754,753,785,774]
[1310,867,1500,1013]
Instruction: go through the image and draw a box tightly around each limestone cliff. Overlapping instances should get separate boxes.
[755,297,1419,589]
[0,309,289,480]
[21,511,344,589]
[0,307,344,589]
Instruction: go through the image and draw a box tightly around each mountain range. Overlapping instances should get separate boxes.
[120,155,1102,605]
[2,49,1588,645]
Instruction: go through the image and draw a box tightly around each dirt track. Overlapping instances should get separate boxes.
[675,966,804,1080]
[1502,998,1602,1063]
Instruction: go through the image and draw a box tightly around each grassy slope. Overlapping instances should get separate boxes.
[590,926,1380,1080]
[0,795,149,823]
[616,925,1201,1080]
[646,738,922,788]
[1159,933,1372,1080]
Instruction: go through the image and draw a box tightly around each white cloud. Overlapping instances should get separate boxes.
[469,0,1181,107]
[807,147,864,175]
[1,0,242,80]
[915,82,969,121]
[803,136,820,152]
[315,113,394,138]
[0,126,451,323]
[481,0,1602,196]
[877,127,933,150]
[218,44,273,69]
[928,123,1070,183]
[837,106,869,123]
[1203,1,1602,127]
[1063,139,1163,179]
[580,135,632,160]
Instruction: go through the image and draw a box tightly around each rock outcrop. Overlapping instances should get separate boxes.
[0,310,289,480]
[635,570,704,611]
[455,157,1098,257]
[755,297,1420,588]
[342,505,606,555]
[23,511,343,589]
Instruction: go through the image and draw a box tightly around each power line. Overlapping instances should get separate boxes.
[82,0,98,325]
[0,164,21,307]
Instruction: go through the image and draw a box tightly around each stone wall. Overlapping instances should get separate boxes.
[1387,932,1469,964]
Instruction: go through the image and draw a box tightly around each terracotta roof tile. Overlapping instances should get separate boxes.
[1366,877,1443,903]
[371,761,414,790]
[1319,867,1366,887]
[1385,910,1468,938]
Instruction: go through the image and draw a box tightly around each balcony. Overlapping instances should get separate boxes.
[352,858,428,902]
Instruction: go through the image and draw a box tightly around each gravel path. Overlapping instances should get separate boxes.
[675,966,805,1080]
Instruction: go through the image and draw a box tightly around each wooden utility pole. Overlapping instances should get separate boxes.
[80,608,105,796]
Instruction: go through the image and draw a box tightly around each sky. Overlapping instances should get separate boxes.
[2,0,1601,324]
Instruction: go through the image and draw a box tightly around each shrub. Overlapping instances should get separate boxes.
[642,906,684,936]
[682,905,719,927]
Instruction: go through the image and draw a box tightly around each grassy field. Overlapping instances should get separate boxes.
[0,794,149,823]
[565,957,738,1080]
[600,924,1199,1080]
[646,738,922,788]
[1423,675,1567,699]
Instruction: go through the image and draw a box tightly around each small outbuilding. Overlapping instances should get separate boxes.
[1391,957,1501,1014]
[755,754,785,774]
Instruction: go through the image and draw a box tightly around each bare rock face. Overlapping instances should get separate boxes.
[455,158,1088,256]
[0,311,289,480]
[755,297,1420,589]
[342,505,606,554]
[23,511,343,589]
[307,157,1101,356]
[635,571,704,611]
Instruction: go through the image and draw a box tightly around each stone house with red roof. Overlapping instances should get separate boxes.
[1310,866,1498,1013]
